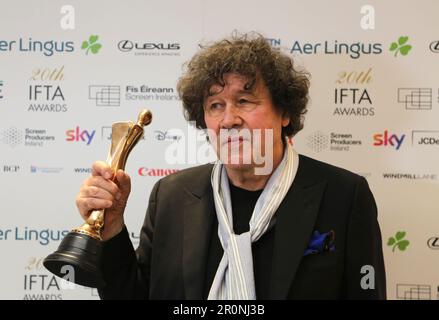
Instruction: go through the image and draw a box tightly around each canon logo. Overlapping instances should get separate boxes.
[138,167,179,177]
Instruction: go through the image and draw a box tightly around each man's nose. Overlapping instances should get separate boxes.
[220,104,242,129]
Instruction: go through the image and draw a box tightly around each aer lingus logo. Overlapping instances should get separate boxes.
[81,35,102,55]
[389,36,412,57]
[387,231,410,252]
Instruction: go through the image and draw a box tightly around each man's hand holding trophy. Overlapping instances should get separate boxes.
[43,110,152,288]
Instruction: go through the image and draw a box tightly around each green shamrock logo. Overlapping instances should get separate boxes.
[81,35,102,55]
[389,36,412,57]
[387,231,410,252]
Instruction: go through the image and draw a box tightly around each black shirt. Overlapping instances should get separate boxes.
[203,182,276,299]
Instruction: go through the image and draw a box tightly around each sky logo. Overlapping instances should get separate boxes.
[66,126,96,145]
[373,130,405,150]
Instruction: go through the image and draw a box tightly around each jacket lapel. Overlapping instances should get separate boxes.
[182,165,215,299]
[179,158,327,299]
[269,156,327,299]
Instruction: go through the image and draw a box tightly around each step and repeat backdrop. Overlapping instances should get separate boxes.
[0,0,438,300]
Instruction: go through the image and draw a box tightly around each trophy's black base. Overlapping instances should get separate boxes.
[43,231,105,288]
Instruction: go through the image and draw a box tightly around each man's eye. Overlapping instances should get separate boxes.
[209,103,221,110]
[238,99,250,104]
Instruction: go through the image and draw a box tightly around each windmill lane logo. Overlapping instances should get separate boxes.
[81,35,102,55]
[390,36,412,57]
[388,231,410,252]
[382,172,437,181]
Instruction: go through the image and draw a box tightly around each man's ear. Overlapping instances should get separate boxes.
[281,115,290,127]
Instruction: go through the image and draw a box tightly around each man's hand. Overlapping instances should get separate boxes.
[76,161,131,241]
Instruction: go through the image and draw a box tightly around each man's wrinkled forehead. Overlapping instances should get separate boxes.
[206,73,258,97]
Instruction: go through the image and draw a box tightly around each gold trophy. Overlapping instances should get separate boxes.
[43,109,152,288]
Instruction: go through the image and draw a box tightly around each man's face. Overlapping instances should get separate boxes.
[204,73,289,174]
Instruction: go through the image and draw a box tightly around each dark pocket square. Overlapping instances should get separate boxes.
[304,230,335,256]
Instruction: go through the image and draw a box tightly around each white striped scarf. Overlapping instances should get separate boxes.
[208,142,299,300]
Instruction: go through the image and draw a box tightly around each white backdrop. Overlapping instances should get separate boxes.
[0,0,438,300]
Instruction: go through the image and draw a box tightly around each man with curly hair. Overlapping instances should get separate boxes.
[76,33,386,299]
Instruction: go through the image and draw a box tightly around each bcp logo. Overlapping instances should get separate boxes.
[3,165,20,173]
[373,130,405,150]
[66,127,96,145]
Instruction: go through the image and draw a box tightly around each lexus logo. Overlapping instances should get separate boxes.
[427,237,439,249]
[429,41,439,53]
[118,40,133,52]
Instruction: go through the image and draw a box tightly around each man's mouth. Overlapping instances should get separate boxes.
[221,135,252,148]
[216,131,252,147]
[227,136,245,143]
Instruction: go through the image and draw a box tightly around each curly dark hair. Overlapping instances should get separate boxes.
[177,32,310,137]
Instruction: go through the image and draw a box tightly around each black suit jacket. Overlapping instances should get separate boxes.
[99,154,386,299]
